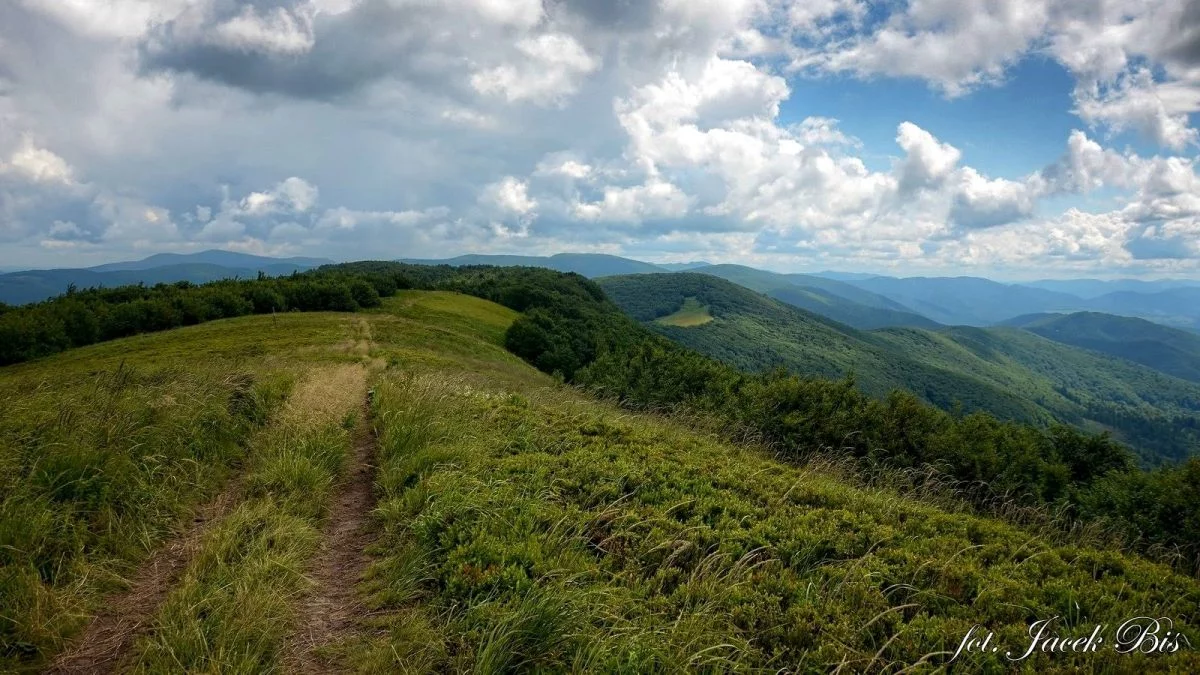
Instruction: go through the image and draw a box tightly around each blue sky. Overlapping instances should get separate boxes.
[1,0,1200,279]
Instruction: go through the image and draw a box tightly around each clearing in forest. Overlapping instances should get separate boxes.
[654,296,714,326]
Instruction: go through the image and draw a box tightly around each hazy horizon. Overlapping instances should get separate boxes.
[5,248,1200,285]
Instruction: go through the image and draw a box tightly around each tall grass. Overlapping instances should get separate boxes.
[0,363,283,671]
[129,422,353,673]
[128,363,369,673]
[352,367,1200,673]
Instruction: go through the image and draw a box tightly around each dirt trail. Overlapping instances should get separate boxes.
[283,394,379,674]
[45,479,245,674]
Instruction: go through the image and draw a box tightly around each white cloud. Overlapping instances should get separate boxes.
[480,177,537,216]
[894,121,962,193]
[471,33,599,106]
[1074,69,1199,151]
[212,4,316,55]
[236,177,318,216]
[791,0,1049,96]
[0,138,74,184]
[572,178,692,223]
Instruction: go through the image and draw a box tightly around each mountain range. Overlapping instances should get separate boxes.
[599,273,1200,465]
[8,250,1200,333]
[390,253,1200,332]
[4,250,1200,388]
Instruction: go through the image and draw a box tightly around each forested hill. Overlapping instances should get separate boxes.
[1003,311,1200,383]
[685,263,940,329]
[598,273,1200,465]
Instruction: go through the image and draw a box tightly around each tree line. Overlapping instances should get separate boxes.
[0,268,409,366]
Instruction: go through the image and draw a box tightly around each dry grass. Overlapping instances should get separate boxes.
[279,364,370,432]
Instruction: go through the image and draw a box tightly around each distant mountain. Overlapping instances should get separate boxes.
[89,250,332,272]
[1021,278,1200,299]
[1083,287,1200,331]
[398,253,664,278]
[843,275,1087,325]
[0,250,332,305]
[813,271,883,281]
[689,264,939,329]
[599,273,1200,464]
[1002,311,1200,383]
[657,261,713,271]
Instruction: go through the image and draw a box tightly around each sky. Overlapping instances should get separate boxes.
[2,0,1200,279]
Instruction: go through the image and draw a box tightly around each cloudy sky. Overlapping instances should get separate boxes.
[2,0,1199,278]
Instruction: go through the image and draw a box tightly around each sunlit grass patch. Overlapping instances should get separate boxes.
[277,363,369,432]
[655,297,714,327]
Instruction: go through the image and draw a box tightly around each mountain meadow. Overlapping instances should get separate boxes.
[0,262,1198,673]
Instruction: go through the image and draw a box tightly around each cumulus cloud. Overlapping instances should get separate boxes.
[790,0,1050,96]
[895,122,962,194]
[481,177,537,216]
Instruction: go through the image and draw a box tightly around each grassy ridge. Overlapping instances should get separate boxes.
[0,362,283,670]
[354,349,1200,672]
[0,312,373,671]
[4,280,1200,672]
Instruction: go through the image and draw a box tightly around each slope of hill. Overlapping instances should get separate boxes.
[4,287,1198,672]
[843,275,1087,325]
[691,264,939,329]
[599,273,1200,464]
[1002,311,1200,383]
[398,252,664,277]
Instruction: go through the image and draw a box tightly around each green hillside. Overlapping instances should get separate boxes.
[1004,311,1200,383]
[599,273,1200,464]
[691,264,940,329]
[4,282,1199,673]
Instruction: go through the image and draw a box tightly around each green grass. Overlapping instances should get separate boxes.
[129,421,352,673]
[654,297,714,327]
[352,365,1200,673]
[0,311,370,671]
[0,362,286,671]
